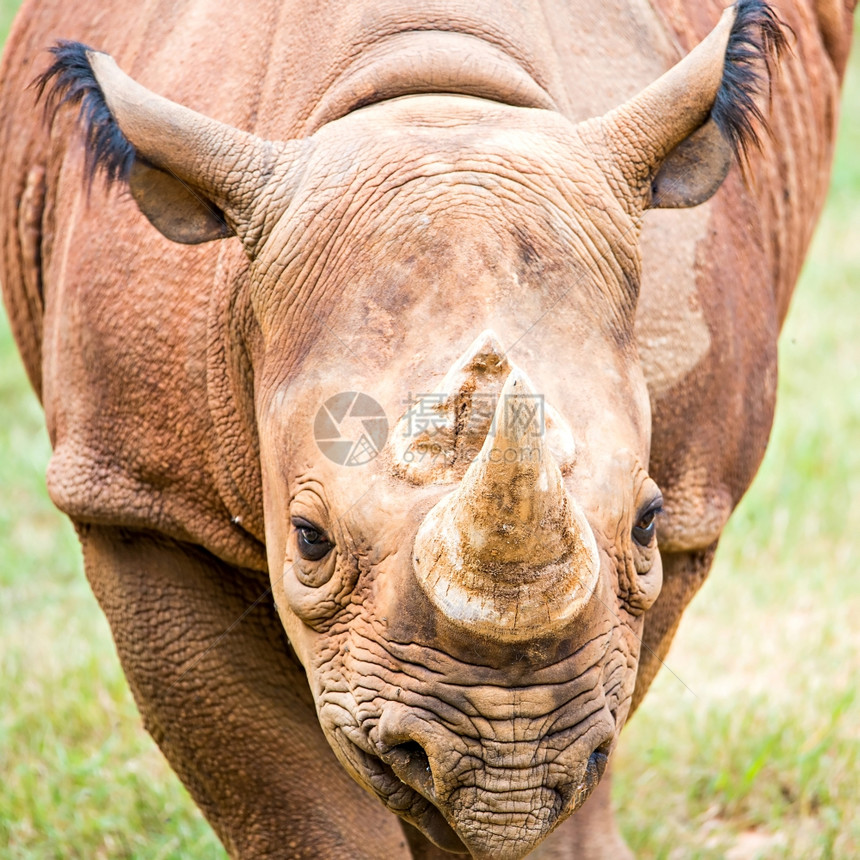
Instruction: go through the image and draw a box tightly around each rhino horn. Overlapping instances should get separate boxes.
[412,369,599,642]
[392,330,576,483]
[392,329,510,481]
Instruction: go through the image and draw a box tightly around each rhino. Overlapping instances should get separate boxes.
[0,0,854,856]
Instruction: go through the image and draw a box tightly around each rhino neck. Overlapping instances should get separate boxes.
[305,30,557,130]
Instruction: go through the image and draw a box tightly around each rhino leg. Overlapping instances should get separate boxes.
[77,524,411,860]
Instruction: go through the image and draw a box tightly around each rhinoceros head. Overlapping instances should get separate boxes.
[39,2,783,856]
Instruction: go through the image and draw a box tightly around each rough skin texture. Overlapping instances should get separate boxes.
[0,0,855,857]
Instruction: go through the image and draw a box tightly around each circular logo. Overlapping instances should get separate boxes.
[314,392,389,467]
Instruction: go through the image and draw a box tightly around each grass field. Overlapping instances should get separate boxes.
[1,6,858,860]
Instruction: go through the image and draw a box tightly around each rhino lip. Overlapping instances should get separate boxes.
[379,739,435,797]
[578,741,610,804]
[340,731,467,853]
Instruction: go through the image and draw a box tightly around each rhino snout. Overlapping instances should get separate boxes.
[371,701,615,860]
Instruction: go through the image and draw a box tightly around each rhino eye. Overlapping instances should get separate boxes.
[292,517,333,561]
[632,500,662,548]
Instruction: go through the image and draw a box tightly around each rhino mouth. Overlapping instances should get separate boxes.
[338,725,612,858]
[341,731,468,853]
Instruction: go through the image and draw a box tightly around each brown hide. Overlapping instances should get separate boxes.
[0,1,853,857]
[631,0,853,710]
[0,0,849,567]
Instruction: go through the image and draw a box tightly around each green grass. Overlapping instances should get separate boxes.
[0,0,18,44]
[1,5,858,860]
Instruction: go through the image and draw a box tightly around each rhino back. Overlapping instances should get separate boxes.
[0,0,851,568]
[0,0,671,569]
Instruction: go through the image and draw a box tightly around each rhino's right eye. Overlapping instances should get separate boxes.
[292,517,333,561]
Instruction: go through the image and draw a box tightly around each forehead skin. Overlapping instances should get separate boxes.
[250,97,650,455]
[251,96,639,342]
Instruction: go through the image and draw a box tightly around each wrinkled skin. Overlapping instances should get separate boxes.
[0,0,855,858]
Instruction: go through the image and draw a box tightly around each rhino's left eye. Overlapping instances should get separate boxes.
[632,500,662,547]
[292,517,334,561]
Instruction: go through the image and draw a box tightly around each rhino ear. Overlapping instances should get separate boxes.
[35,41,301,250]
[127,160,233,244]
[649,119,733,209]
[584,0,787,211]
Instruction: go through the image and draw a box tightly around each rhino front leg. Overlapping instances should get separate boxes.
[77,524,411,860]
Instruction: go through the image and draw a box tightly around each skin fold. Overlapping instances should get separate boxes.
[0,0,854,857]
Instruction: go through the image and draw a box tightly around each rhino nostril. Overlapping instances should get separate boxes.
[393,740,428,762]
[588,744,609,781]
[390,740,431,773]
[384,740,434,795]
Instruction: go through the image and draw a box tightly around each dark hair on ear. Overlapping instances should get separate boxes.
[33,40,136,187]
[712,0,791,169]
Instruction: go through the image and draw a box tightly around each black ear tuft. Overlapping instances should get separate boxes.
[712,0,791,169]
[33,40,136,187]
